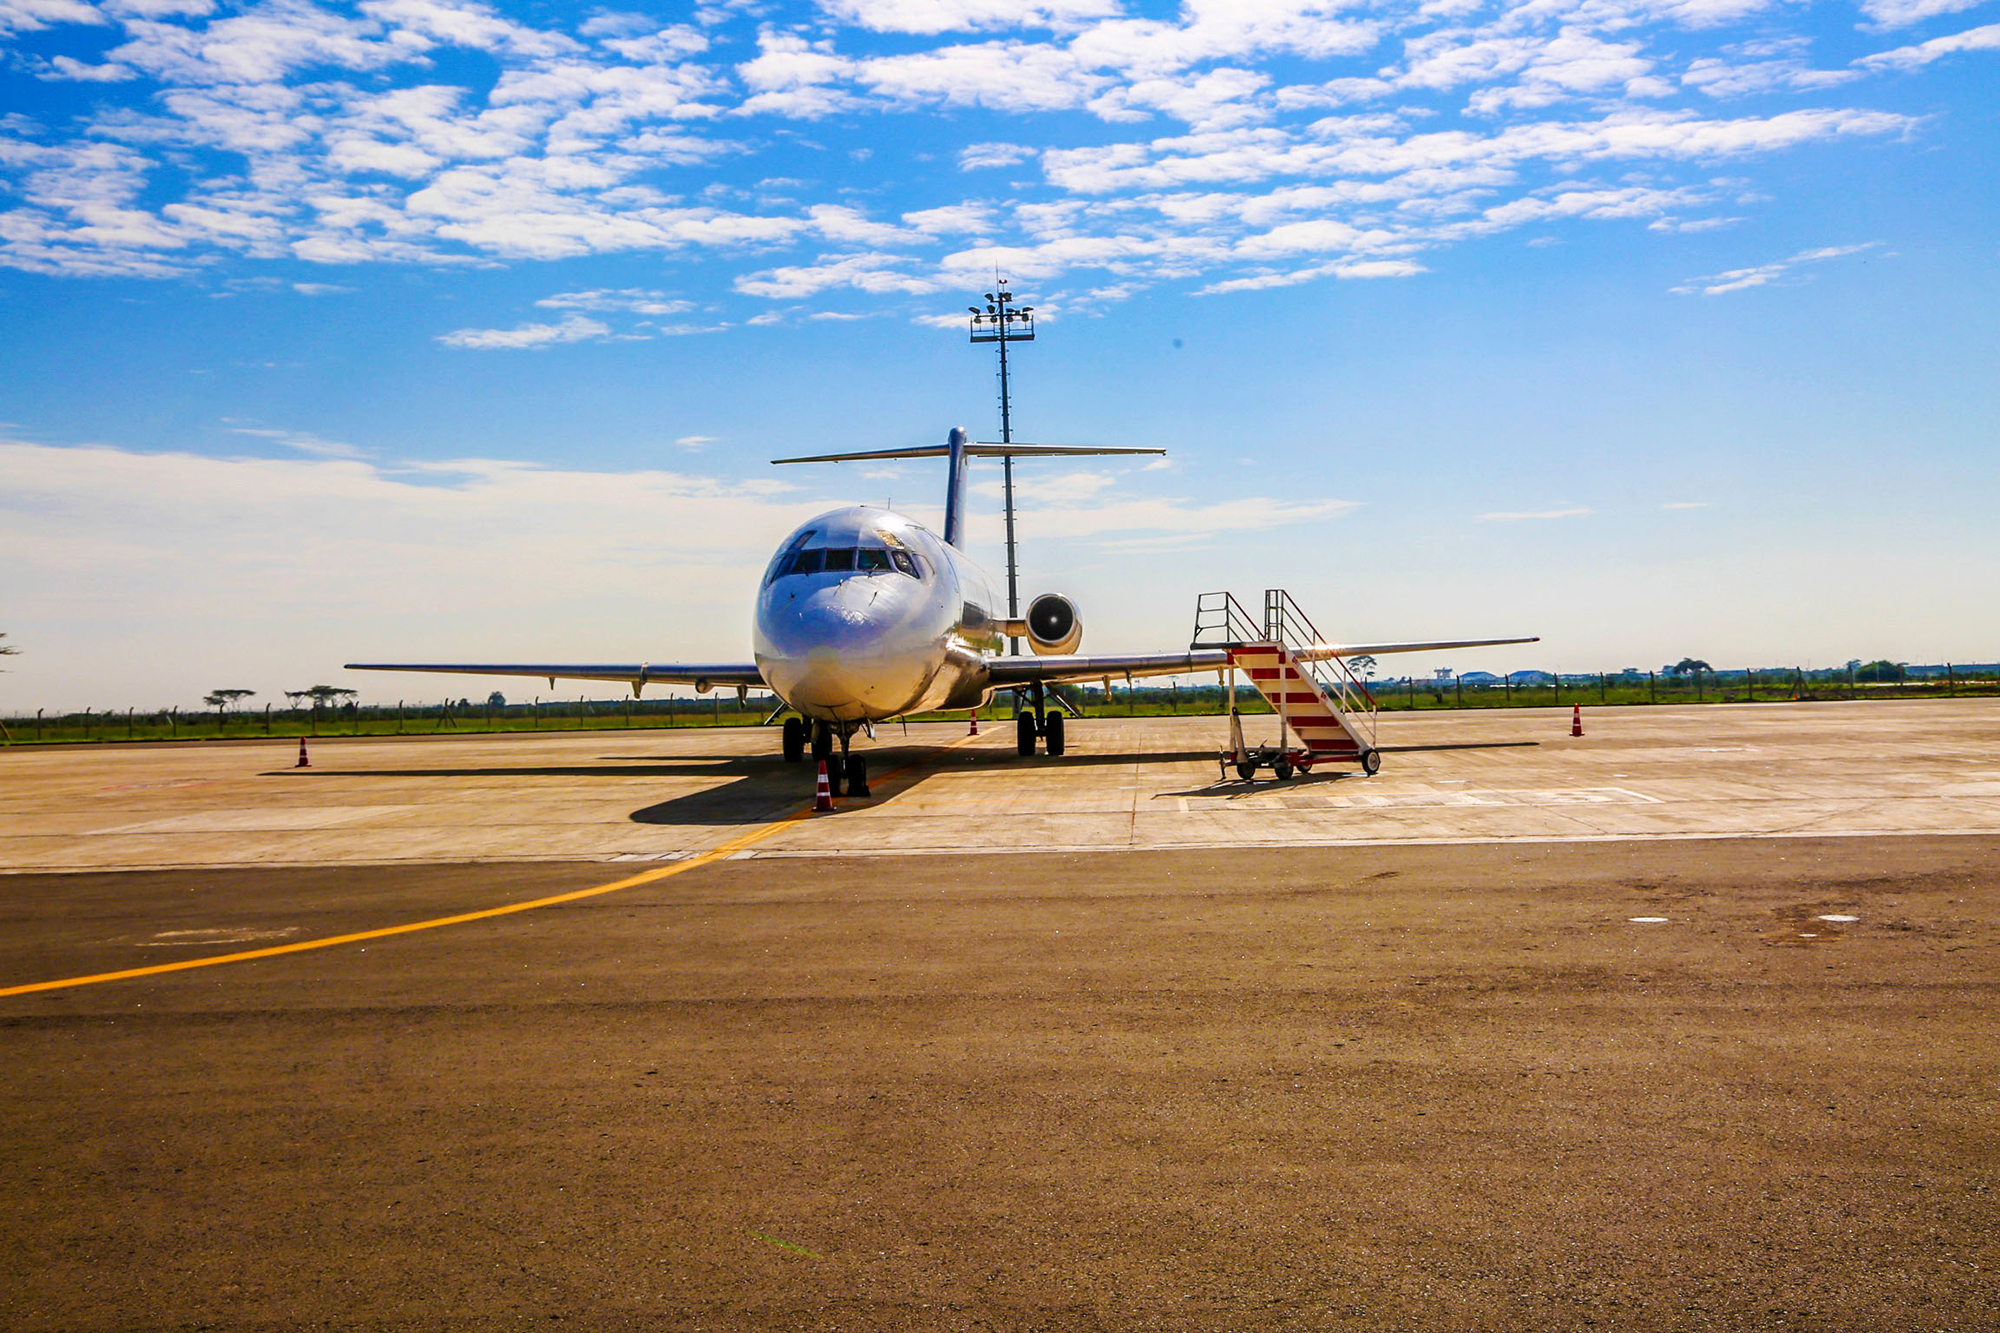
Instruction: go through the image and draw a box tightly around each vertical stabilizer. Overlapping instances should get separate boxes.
[942,426,969,547]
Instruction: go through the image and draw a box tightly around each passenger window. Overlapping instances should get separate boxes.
[857,548,892,572]
[822,548,856,572]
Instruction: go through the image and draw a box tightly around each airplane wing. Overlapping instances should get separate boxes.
[344,662,766,692]
[986,636,1538,687]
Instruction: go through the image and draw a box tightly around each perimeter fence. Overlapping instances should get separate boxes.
[5,666,1996,745]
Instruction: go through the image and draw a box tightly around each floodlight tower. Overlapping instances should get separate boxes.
[968,283,1035,650]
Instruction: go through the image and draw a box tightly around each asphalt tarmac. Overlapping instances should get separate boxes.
[3,703,1997,1331]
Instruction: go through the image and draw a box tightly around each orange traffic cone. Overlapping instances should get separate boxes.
[813,759,834,812]
[1570,704,1583,737]
[968,710,979,736]
[296,737,311,768]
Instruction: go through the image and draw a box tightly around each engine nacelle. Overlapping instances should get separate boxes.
[1025,592,1082,656]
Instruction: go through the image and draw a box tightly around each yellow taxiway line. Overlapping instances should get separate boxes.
[0,733,981,999]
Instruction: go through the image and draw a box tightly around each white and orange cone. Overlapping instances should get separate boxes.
[968,710,979,736]
[813,759,835,812]
[296,737,311,768]
[1570,704,1583,737]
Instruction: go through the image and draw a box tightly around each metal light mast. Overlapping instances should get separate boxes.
[968,284,1035,651]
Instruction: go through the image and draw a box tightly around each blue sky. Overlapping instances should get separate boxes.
[2,0,1996,710]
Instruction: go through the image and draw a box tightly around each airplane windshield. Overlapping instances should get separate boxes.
[768,546,923,582]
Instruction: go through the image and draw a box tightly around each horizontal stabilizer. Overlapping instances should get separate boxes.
[772,441,1164,465]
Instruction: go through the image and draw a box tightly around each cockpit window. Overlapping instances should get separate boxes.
[768,544,926,582]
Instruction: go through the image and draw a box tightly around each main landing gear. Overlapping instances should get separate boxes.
[1015,684,1066,757]
[789,717,868,798]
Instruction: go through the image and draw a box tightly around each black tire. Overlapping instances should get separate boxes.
[1360,749,1381,776]
[845,755,869,797]
[1044,710,1065,756]
[811,724,833,761]
[827,753,845,796]
[1017,710,1037,756]
[782,716,805,762]
[1235,760,1257,781]
[1273,757,1294,780]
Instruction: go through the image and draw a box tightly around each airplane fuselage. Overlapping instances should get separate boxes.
[752,505,1004,725]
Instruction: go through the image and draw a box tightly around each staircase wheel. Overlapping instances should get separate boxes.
[1235,759,1257,781]
[1016,710,1038,756]
[1273,757,1294,781]
[1044,710,1065,756]
[1360,748,1381,776]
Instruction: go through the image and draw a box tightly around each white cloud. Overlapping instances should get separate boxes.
[1670,241,1880,295]
[224,423,369,457]
[820,0,1119,36]
[0,0,107,35]
[1855,22,2000,71]
[734,251,938,298]
[676,434,718,449]
[436,313,614,347]
[1856,0,1986,28]
[958,141,1036,169]
[536,287,693,315]
[1478,507,1593,520]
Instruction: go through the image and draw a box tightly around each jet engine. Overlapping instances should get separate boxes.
[1025,592,1082,656]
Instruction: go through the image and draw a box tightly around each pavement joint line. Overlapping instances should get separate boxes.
[0,734,974,999]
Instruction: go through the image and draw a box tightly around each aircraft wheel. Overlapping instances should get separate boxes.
[782,716,805,762]
[1017,710,1037,756]
[846,755,870,798]
[1360,749,1381,776]
[1235,759,1257,781]
[827,753,845,796]
[1044,710,1065,756]
[811,724,833,762]
[1274,757,1294,780]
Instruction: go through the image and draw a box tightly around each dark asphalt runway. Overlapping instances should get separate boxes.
[3,837,1997,1331]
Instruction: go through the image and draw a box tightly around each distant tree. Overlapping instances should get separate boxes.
[1854,660,1905,683]
[487,691,507,708]
[1350,654,1378,681]
[300,684,358,710]
[204,688,255,716]
[1668,658,1711,677]
[0,632,16,668]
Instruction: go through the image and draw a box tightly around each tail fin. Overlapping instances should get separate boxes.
[942,427,969,547]
[771,432,1166,549]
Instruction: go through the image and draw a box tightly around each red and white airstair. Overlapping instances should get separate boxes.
[1193,590,1380,779]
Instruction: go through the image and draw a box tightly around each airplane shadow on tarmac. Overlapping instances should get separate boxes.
[269,740,1535,825]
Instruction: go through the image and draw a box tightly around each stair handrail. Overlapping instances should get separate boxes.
[1262,588,1378,748]
[1191,590,1263,649]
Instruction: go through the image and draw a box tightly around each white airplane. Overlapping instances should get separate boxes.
[349,429,1535,793]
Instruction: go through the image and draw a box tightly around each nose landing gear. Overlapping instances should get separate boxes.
[802,719,869,799]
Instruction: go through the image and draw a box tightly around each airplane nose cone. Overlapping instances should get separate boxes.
[759,580,937,718]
